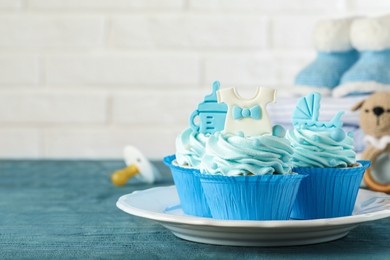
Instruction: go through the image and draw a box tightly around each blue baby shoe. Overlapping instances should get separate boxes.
[294,18,359,96]
[334,15,390,97]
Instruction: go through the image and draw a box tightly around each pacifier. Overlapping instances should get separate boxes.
[111,146,162,186]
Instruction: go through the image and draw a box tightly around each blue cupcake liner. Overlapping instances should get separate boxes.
[198,173,306,220]
[163,155,212,218]
[291,160,371,220]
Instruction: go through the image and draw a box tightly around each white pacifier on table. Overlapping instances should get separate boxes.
[112,146,162,186]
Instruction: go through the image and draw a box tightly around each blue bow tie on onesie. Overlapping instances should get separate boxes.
[217,87,276,136]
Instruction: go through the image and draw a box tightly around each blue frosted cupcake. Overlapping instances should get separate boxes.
[198,86,306,221]
[164,81,227,218]
[164,128,211,218]
[287,92,371,219]
[199,130,306,220]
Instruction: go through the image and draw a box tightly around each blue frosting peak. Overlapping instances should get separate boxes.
[286,129,356,168]
[200,132,294,176]
[175,128,208,167]
[288,92,356,168]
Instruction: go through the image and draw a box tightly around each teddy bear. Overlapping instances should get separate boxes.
[352,92,390,193]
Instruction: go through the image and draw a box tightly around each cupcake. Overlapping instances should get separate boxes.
[198,87,306,220]
[286,92,371,219]
[164,128,210,217]
[164,81,227,218]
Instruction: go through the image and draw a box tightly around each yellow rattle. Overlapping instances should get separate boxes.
[112,146,161,186]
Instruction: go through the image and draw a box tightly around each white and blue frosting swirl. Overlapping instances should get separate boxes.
[200,132,293,176]
[286,129,356,168]
[175,128,208,167]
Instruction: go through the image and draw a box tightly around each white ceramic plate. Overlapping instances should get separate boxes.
[117,186,390,247]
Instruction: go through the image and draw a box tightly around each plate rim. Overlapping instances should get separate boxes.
[117,185,390,229]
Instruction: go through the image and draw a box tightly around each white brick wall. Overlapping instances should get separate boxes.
[110,15,269,49]
[0,55,40,85]
[27,0,184,10]
[0,91,107,123]
[0,15,106,49]
[204,53,278,86]
[272,15,319,49]
[46,53,200,86]
[0,128,41,158]
[0,0,22,9]
[0,0,388,159]
[112,90,203,126]
[44,127,177,159]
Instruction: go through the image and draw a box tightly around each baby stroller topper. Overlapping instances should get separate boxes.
[292,92,346,142]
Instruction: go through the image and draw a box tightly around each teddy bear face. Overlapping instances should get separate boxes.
[357,92,390,138]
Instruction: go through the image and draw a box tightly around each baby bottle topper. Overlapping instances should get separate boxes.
[292,92,346,141]
[217,87,276,136]
[189,81,228,134]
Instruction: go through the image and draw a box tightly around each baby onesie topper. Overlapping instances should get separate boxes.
[292,92,346,141]
[217,87,276,136]
[189,81,228,135]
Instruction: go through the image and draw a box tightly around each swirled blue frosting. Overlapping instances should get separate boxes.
[200,132,294,176]
[286,129,356,168]
[175,128,208,167]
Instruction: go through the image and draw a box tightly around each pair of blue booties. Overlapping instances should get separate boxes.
[295,15,390,97]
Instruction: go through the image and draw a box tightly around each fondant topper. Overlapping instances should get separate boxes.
[217,87,276,136]
[292,92,346,142]
[189,81,228,135]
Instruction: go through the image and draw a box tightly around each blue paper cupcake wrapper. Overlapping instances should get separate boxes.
[198,173,306,220]
[163,155,212,218]
[291,160,371,220]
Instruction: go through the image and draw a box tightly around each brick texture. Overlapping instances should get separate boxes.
[44,127,178,159]
[272,15,319,49]
[204,53,278,86]
[0,15,105,49]
[0,0,387,158]
[0,0,22,9]
[0,92,107,123]
[28,0,184,10]
[0,128,41,158]
[110,15,268,49]
[46,54,200,86]
[190,0,346,12]
[0,55,40,85]
[112,90,203,126]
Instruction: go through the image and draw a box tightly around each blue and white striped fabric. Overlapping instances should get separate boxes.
[269,96,366,126]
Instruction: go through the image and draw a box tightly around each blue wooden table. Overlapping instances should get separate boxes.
[1,160,389,259]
